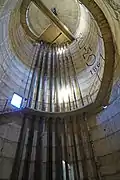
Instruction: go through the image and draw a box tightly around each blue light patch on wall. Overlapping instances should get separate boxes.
[11,93,22,108]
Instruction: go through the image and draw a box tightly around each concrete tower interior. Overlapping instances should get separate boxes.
[0,0,120,179]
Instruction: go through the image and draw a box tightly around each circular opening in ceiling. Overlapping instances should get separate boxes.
[25,0,81,44]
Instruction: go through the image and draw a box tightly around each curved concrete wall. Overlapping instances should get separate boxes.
[69,3,105,99]
[0,0,33,106]
[0,0,105,112]
[0,114,21,179]
[86,1,120,179]
[88,92,120,179]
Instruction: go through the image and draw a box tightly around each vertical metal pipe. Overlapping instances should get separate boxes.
[60,45,67,111]
[76,115,88,180]
[37,43,45,109]
[46,118,53,180]
[56,46,61,111]
[65,48,78,108]
[24,44,38,102]
[34,117,44,180]
[22,115,35,180]
[69,120,77,180]
[45,46,52,111]
[67,47,84,107]
[62,45,71,111]
[71,117,80,180]
[55,118,63,180]
[10,115,28,180]
[63,58,71,110]
[52,46,56,112]
[34,43,44,109]
[63,119,70,180]
[42,45,49,111]
[37,44,48,111]
[27,44,41,107]
[64,52,75,110]
[49,46,53,112]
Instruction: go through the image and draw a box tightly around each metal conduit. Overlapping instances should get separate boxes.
[56,46,61,111]
[60,46,66,111]
[63,48,72,111]
[9,114,103,180]
[55,118,63,180]
[32,42,45,109]
[34,43,44,109]
[66,49,78,109]
[69,120,77,180]
[67,45,84,107]
[63,119,70,180]
[46,47,52,112]
[46,117,53,180]
[34,117,44,180]
[49,47,53,112]
[22,115,35,180]
[24,45,38,101]
[65,52,76,109]
[27,43,42,107]
[37,44,48,111]
[42,46,49,111]
[10,115,28,180]
[52,46,57,112]
[25,42,92,112]
[62,46,71,111]
[76,115,88,180]
[63,52,68,111]
[71,117,80,180]
[37,43,46,110]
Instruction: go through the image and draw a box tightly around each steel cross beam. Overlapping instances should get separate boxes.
[32,0,75,42]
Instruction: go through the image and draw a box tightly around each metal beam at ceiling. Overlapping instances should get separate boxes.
[32,0,75,42]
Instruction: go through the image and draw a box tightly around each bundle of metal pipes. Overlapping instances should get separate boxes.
[9,113,99,180]
[26,41,84,112]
